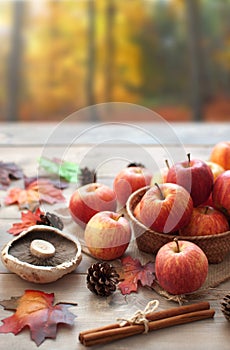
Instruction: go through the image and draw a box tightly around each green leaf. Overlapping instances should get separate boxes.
[39,157,80,182]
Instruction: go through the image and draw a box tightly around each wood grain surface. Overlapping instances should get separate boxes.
[0,122,229,350]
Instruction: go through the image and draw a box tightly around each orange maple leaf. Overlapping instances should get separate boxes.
[7,208,44,235]
[118,256,155,295]
[0,290,77,346]
[4,179,65,210]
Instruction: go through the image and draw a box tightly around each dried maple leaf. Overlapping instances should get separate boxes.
[118,256,155,295]
[25,176,69,190]
[0,290,77,346]
[7,208,44,235]
[8,208,64,235]
[0,161,24,190]
[4,179,65,210]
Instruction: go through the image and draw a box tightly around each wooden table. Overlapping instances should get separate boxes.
[0,121,230,350]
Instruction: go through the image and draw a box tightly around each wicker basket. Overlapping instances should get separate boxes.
[126,186,230,264]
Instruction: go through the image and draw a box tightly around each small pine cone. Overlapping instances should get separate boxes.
[86,262,119,297]
[37,212,64,231]
[221,294,230,321]
[79,167,97,186]
[127,162,145,168]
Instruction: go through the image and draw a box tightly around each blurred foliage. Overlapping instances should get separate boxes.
[0,0,230,121]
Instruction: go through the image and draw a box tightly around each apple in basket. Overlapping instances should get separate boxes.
[113,166,152,207]
[69,183,117,227]
[210,141,230,170]
[133,201,141,221]
[138,183,193,234]
[212,170,230,218]
[84,211,131,260]
[203,161,225,207]
[205,161,225,181]
[166,154,213,207]
[155,239,208,295]
[180,205,229,236]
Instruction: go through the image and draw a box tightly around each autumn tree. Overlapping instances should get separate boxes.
[24,1,89,119]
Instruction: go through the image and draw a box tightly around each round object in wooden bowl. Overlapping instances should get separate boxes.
[126,186,230,264]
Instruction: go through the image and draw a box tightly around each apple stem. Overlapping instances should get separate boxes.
[204,206,209,215]
[154,183,165,200]
[174,238,180,253]
[114,213,124,221]
[165,159,170,169]
[187,153,191,167]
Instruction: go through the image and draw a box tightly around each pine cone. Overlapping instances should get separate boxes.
[221,294,230,321]
[86,262,119,297]
[37,212,64,231]
[79,167,97,186]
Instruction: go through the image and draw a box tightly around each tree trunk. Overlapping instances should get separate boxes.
[104,0,115,102]
[185,0,207,121]
[86,0,97,120]
[6,1,25,121]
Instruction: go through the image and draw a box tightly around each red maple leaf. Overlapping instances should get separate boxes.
[7,208,44,235]
[4,179,65,210]
[0,290,77,346]
[118,256,155,295]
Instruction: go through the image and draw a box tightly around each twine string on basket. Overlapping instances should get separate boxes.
[117,299,160,334]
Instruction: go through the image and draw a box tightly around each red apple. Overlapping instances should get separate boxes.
[84,211,131,260]
[205,161,225,181]
[113,166,152,207]
[166,154,214,207]
[69,183,117,227]
[202,161,223,206]
[180,206,229,236]
[212,170,230,218]
[133,202,141,220]
[155,239,208,295]
[210,141,230,170]
[138,183,193,233]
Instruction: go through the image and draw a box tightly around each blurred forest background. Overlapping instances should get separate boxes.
[0,0,230,122]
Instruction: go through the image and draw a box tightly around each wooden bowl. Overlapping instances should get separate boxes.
[126,186,230,264]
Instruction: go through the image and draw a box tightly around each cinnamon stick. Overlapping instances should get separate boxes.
[79,302,214,347]
[82,309,215,347]
[79,301,210,340]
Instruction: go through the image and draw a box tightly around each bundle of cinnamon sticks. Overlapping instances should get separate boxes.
[79,301,215,347]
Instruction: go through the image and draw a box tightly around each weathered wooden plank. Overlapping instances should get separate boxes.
[0,122,229,145]
[0,143,214,222]
[0,273,229,350]
[0,123,230,350]
[0,145,213,175]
